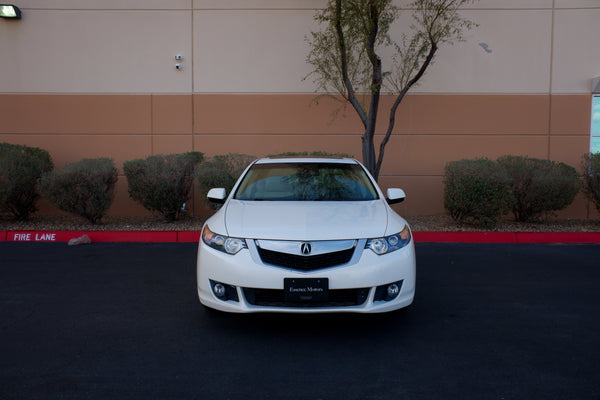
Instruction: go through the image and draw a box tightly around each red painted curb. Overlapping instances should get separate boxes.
[177,231,201,243]
[413,231,600,243]
[6,231,178,243]
[516,232,600,244]
[2,230,599,244]
[88,231,179,243]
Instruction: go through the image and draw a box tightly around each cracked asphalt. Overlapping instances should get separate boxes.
[1,242,599,399]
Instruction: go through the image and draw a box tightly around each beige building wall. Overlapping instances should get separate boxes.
[0,0,598,218]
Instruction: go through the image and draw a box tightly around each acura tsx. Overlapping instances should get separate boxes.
[196,157,416,313]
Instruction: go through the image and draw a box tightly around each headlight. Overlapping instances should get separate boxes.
[202,225,247,255]
[366,225,411,255]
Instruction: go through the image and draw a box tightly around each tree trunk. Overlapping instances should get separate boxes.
[362,0,382,180]
[362,127,376,176]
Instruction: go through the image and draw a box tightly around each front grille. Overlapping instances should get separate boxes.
[257,247,354,271]
[243,287,369,308]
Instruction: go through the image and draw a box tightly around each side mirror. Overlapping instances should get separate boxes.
[207,188,227,204]
[386,188,406,205]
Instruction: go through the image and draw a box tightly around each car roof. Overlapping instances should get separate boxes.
[254,157,358,165]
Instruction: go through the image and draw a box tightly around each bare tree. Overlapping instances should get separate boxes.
[306,0,477,181]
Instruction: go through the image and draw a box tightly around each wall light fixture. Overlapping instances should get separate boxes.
[0,4,21,19]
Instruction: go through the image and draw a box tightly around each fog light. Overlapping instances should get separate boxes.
[209,280,240,302]
[387,283,400,298]
[374,281,403,302]
[213,283,226,297]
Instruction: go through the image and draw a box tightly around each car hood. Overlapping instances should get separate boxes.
[223,200,390,241]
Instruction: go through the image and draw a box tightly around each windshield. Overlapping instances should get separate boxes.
[234,162,379,201]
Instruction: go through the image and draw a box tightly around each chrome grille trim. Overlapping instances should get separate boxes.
[255,239,356,256]
[255,240,356,271]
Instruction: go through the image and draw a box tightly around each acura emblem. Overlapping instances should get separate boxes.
[300,242,312,255]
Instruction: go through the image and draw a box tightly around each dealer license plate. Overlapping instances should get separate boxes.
[284,278,329,302]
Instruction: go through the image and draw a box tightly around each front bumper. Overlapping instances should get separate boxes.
[196,238,416,314]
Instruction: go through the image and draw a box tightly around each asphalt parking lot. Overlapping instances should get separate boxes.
[1,242,599,400]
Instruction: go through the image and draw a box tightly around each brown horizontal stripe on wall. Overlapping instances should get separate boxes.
[193,94,365,135]
[192,94,554,136]
[0,92,593,218]
[550,95,592,135]
[1,93,589,137]
[406,94,551,135]
[0,94,152,135]
[151,94,193,135]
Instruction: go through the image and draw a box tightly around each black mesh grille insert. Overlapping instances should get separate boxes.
[257,247,354,271]
[243,287,369,308]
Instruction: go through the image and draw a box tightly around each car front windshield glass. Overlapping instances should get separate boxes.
[234,162,379,201]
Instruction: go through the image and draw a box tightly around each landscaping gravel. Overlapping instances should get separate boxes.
[406,215,600,232]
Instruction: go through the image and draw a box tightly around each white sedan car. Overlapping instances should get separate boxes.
[196,158,416,313]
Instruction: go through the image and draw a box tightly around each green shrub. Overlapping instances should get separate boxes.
[0,143,54,220]
[582,152,600,213]
[267,151,354,158]
[498,155,581,222]
[124,152,203,221]
[39,158,118,224]
[443,158,514,228]
[196,153,256,205]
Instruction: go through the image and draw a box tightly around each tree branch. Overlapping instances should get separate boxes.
[366,0,382,139]
[334,0,368,127]
[375,41,438,179]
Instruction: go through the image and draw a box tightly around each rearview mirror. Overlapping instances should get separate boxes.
[386,188,406,205]
[207,188,227,204]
